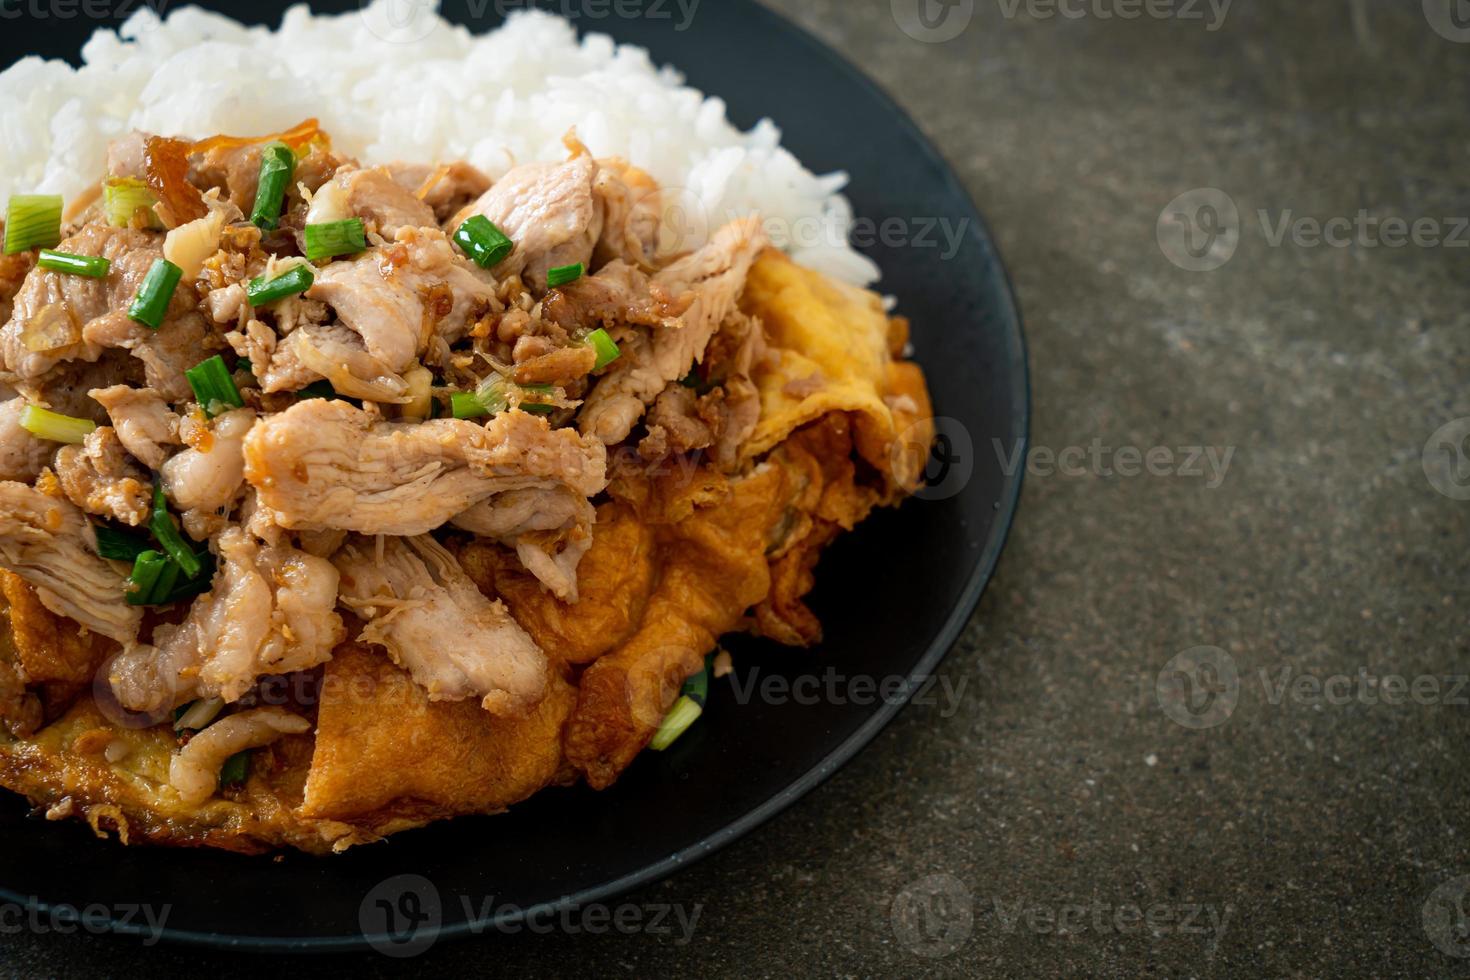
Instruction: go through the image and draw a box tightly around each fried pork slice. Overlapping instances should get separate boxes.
[0,482,140,643]
[88,385,181,470]
[451,486,596,601]
[592,159,662,270]
[387,160,492,222]
[333,534,548,716]
[0,398,54,483]
[312,165,436,239]
[577,218,767,445]
[169,707,312,805]
[0,223,189,381]
[243,399,607,536]
[456,155,602,290]
[55,427,152,526]
[161,408,254,539]
[107,527,344,712]
[260,322,411,402]
[82,310,213,403]
[306,227,499,372]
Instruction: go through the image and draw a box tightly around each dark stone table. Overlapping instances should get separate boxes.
[8,1,1469,975]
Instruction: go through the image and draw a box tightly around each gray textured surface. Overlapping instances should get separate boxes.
[7,1,1470,976]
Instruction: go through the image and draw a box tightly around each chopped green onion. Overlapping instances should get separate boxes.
[249,142,294,232]
[37,249,110,278]
[546,262,584,288]
[150,482,201,579]
[451,391,489,420]
[297,380,337,400]
[185,355,244,417]
[219,750,250,786]
[18,405,95,444]
[126,550,176,606]
[4,195,63,255]
[127,258,183,330]
[247,265,314,306]
[304,218,365,262]
[94,525,151,562]
[453,215,513,269]
[682,658,711,708]
[581,328,621,370]
[103,179,160,230]
[174,697,224,732]
[160,548,215,606]
[650,696,703,751]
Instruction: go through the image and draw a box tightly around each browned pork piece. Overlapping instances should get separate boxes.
[0,398,54,483]
[88,385,181,469]
[333,534,548,716]
[242,399,607,536]
[54,426,152,526]
[107,527,344,712]
[308,165,436,239]
[577,217,767,445]
[455,155,602,289]
[450,485,595,601]
[168,706,312,805]
[0,482,139,642]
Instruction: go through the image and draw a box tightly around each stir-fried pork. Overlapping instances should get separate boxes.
[578,218,767,445]
[161,408,254,539]
[0,482,139,642]
[0,398,53,483]
[89,385,181,469]
[313,165,436,238]
[334,534,547,716]
[55,427,152,526]
[458,155,601,289]
[243,399,606,535]
[451,485,596,601]
[108,527,343,712]
[168,707,312,805]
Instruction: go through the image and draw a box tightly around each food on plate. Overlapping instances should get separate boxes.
[0,5,934,853]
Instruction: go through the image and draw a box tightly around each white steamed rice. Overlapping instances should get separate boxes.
[0,1,878,286]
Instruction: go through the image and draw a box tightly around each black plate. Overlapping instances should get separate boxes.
[0,0,1028,951]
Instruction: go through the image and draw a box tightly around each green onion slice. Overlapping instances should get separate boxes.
[18,405,95,444]
[249,142,295,232]
[450,391,488,420]
[546,262,584,288]
[650,696,704,751]
[581,328,620,370]
[150,482,201,579]
[219,750,251,785]
[296,380,337,401]
[174,697,224,732]
[103,179,160,230]
[247,264,314,306]
[94,524,151,562]
[127,258,183,330]
[4,195,63,255]
[37,249,110,278]
[126,550,175,607]
[303,218,365,262]
[453,215,514,269]
[185,355,245,417]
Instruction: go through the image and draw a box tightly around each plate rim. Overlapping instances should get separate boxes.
[0,0,1030,952]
